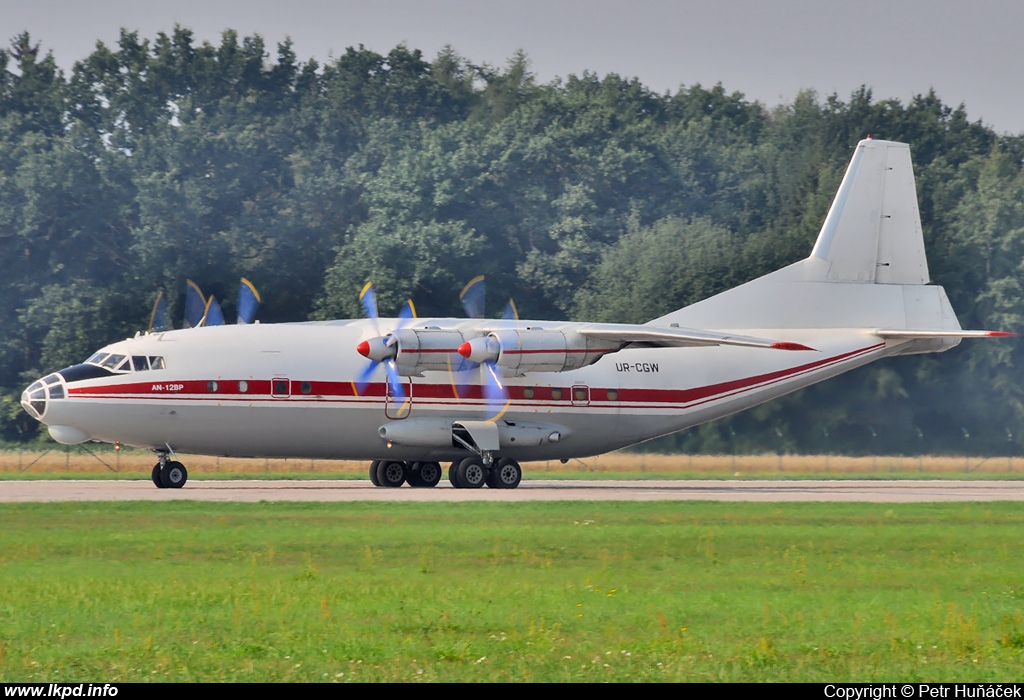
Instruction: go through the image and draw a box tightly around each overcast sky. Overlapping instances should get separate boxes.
[5,0,1024,134]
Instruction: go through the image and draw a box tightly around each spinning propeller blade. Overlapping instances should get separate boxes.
[502,298,519,321]
[148,291,172,332]
[183,280,206,329]
[482,361,510,420]
[359,281,379,326]
[203,296,226,327]
[237,278,261,324]
[354,282,415,400]
[459,275,486,319]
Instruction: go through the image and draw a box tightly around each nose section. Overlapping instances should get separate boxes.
[21,380,48,421]
[20,372,67,422]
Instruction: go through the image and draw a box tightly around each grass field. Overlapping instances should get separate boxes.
[1,447,1022,480]
[1,501,1023,681]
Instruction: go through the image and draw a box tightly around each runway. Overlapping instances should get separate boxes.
[3,479,1024,502]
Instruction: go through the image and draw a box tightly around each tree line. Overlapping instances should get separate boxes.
[1,27,1022,454]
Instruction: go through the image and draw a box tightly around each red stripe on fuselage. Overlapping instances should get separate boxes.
[64,343,884,408]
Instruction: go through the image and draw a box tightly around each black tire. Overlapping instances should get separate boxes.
[448,461,460,487]
[416,461,442,488]
[455,457,487,489]
[151,463,166,489]
[488,458,522,489]
[376,460,407,488]
[406,462,424,487]
[369,460,382,486]
[160,460,188,489]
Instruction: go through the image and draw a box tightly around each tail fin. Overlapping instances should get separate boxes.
[809,138,929,285]
[652,138,965,340]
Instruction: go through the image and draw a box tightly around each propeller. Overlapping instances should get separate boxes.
[354,282,416,405]
[459,275,486,319]
[237,277,261,324]
[457,335,511,420]
[203,296,226,326]
[148,291,173,332]
[460,275,519,322]
[183,280,206,328]
[452,276,519,420]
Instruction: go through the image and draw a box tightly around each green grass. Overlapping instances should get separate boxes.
[1,501,1023,681]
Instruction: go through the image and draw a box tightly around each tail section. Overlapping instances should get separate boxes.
[810,139,929,285]
[653,138,974,350]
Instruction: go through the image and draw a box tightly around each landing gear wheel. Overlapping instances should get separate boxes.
[414,461,442,488]
[406,462,424,487]
[376,460,407,488]
[448,461,460,487]
[151,463,166,489]
[160,461,188,489]
[455,457,487,489]
[369,460,382,486]
[487,458,522,489]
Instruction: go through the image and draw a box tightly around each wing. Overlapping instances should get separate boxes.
[577,324,816,351]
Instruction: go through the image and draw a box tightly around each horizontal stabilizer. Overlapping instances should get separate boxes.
[875,329,1017,339]
[579,325,816,351]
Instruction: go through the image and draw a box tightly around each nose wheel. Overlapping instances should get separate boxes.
[152,453,188,489]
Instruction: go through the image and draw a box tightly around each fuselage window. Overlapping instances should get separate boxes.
[132,356,150,371]
[273,380,289,396]
[208,381,219,392]
[551,388,563,401]
[48,385,64,399]
[149,357,165,370]
[238,380,249,393]
[300,381,312,395]
[606,389,618,401]
[523,387,535,400]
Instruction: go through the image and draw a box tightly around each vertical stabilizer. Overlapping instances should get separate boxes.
[809,138,930,285]
[651,139,959,333]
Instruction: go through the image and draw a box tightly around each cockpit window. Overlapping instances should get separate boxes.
[85,352,164,372]
[100,354,125,369]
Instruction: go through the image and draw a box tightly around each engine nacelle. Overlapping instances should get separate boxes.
[391,328,475,374]
[458,329,619,374]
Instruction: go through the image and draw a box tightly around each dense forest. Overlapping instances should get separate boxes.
[1,28,1022,454]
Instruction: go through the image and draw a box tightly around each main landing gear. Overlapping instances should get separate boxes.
[367,457,522,489]
[151,451,188,489]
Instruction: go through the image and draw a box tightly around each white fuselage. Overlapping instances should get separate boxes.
[28,317,893,462]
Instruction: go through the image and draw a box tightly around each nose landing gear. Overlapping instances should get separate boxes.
[152,450,188,489]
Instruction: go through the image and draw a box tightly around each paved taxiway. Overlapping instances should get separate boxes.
[3,479,1024,502]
